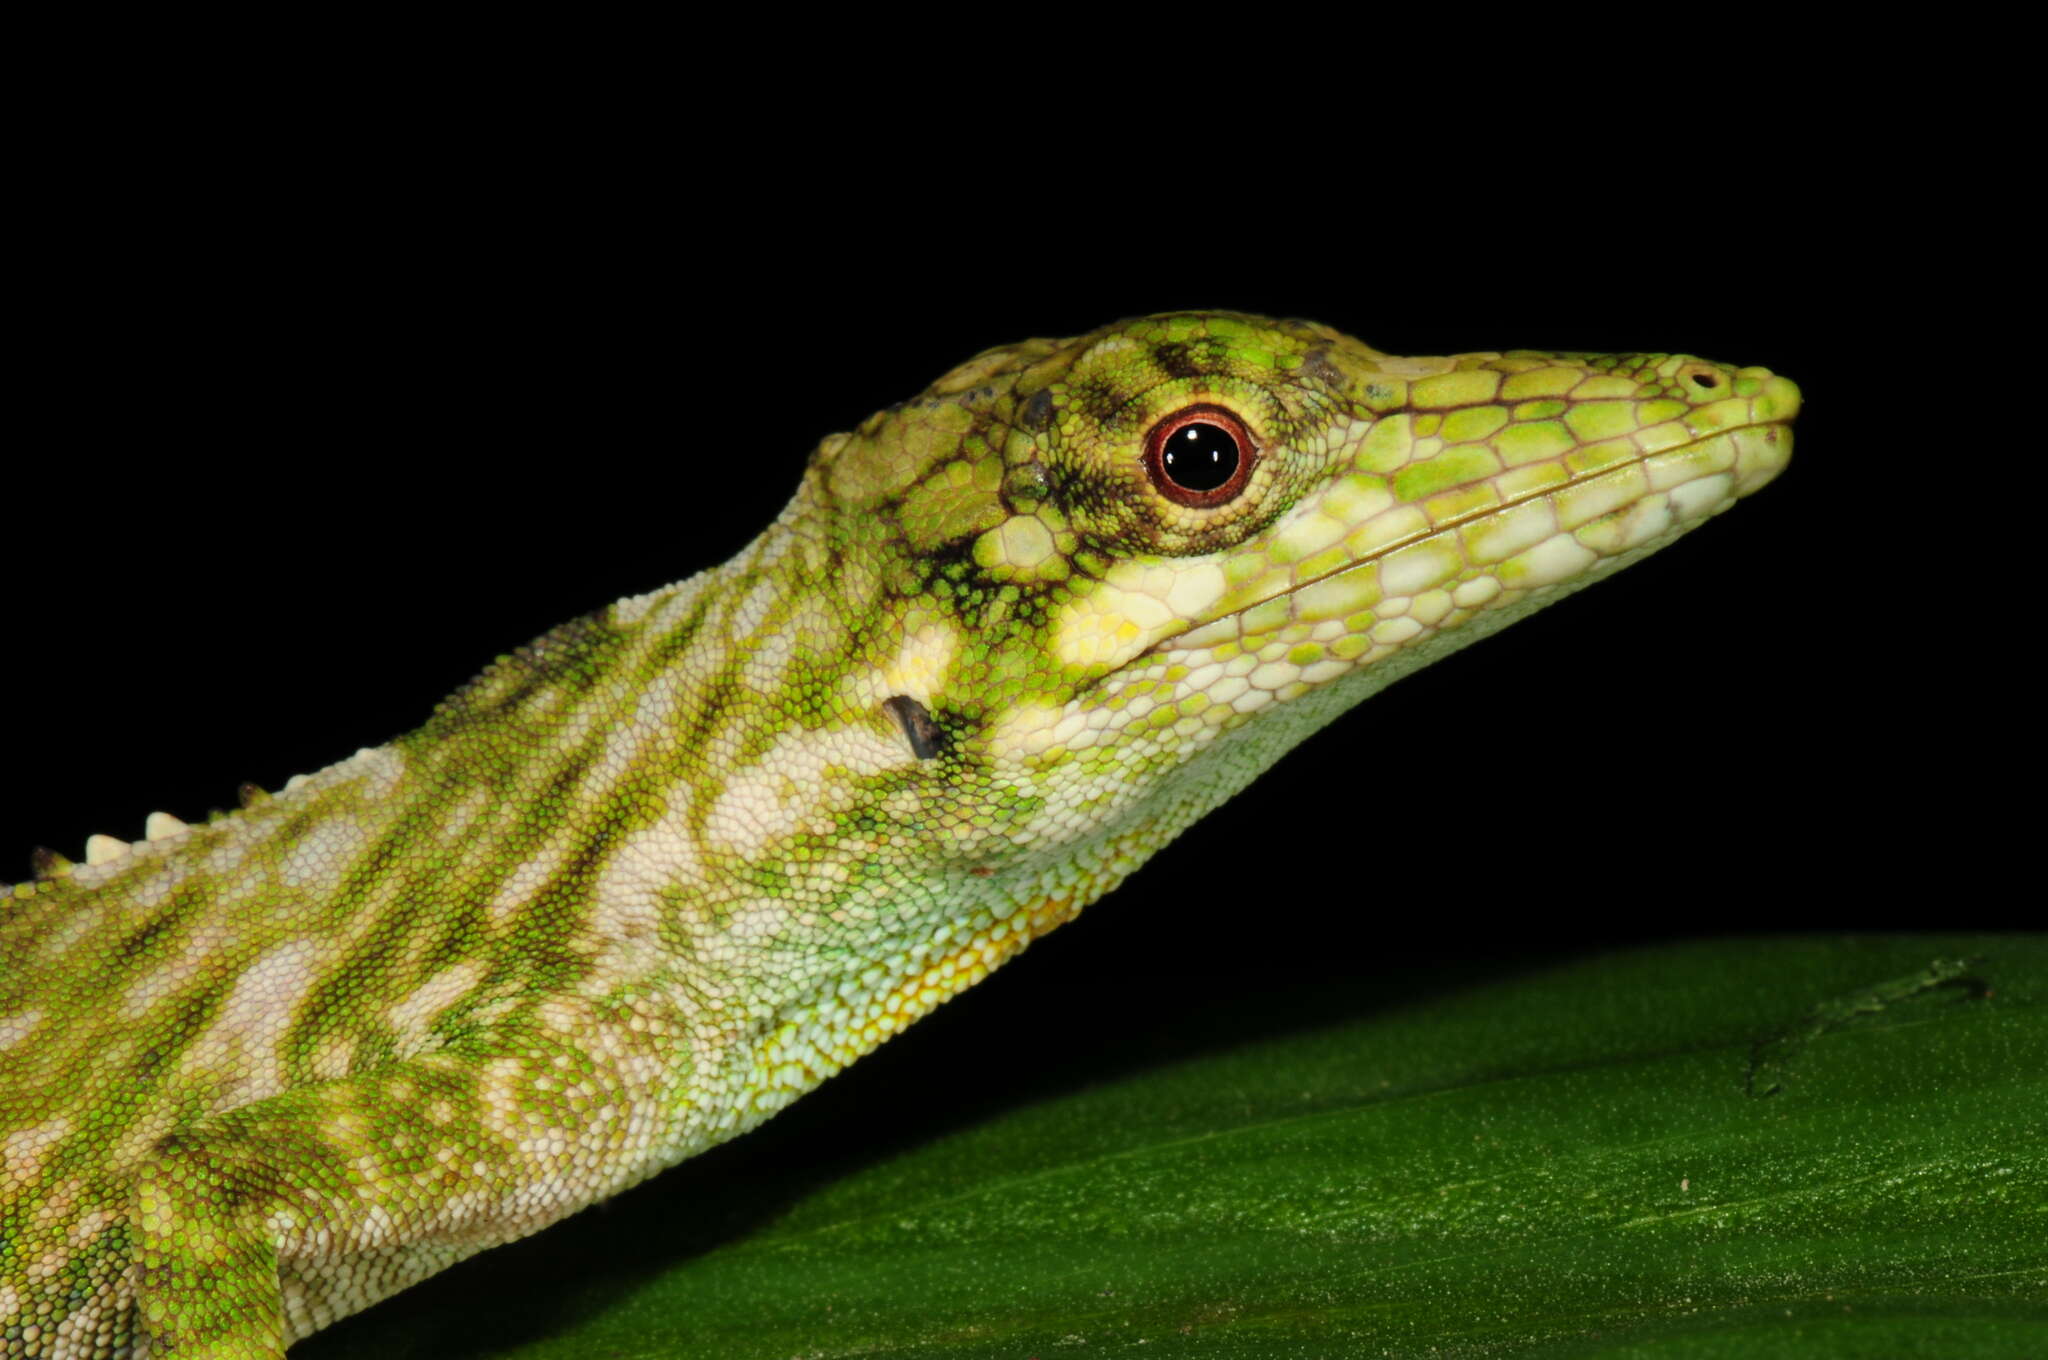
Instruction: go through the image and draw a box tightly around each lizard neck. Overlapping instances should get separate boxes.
[13,485,1111,1159]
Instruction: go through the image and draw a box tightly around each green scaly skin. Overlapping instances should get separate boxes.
[0,313,1797,1357]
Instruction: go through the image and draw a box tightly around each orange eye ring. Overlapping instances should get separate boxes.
[1142,404,1257,508]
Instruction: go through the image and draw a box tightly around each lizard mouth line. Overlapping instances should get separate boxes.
[1143,418,1792,660]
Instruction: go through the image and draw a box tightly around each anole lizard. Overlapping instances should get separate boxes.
[1,312,1797,1357]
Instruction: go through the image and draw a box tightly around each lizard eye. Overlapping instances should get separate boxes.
[1144,405,1256,508]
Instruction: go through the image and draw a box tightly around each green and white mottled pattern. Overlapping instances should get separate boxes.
[0,313,1796,1357]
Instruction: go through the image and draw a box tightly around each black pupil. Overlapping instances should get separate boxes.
[1161,422,1239,491]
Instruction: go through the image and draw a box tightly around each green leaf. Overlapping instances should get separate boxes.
[307,936,2047,1357]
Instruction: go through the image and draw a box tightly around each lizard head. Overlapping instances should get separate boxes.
[800,313,1796,891]
[663,311,1795,1037]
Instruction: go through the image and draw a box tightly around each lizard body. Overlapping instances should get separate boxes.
[0,313,1796,1357]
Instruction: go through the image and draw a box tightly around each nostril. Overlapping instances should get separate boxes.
[1674,361,1725,395]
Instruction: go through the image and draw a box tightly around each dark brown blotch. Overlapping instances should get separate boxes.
[1299,348,1346,391]
[1019,388,1056,431]
[1151,340,1208,380]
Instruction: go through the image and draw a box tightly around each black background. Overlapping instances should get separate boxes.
[4,73,2025,1351]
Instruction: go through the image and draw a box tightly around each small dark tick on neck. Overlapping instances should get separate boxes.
[883,695,945,760]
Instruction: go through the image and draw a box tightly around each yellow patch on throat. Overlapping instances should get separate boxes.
[1052,562,1225,672]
